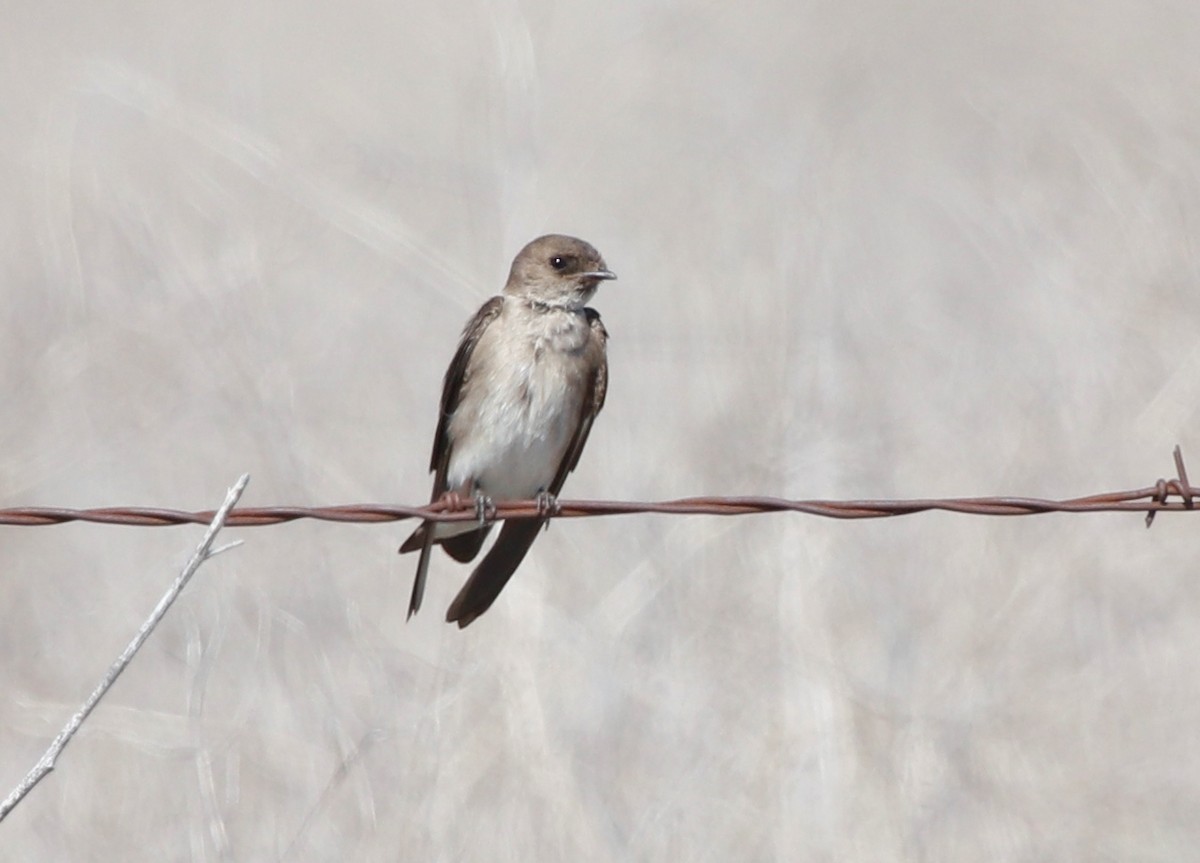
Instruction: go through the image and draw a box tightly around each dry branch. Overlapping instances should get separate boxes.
[0,474,250,823]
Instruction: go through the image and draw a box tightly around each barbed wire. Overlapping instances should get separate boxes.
[1,447,1193,530]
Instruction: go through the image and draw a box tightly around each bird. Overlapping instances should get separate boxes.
[399,234,614,627]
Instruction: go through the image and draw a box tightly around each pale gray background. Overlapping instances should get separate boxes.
[3,0,1199,860]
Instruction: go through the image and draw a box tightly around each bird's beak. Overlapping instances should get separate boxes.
[583,269,617,281]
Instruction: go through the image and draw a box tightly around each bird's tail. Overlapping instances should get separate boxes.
[405,522,437,619]
[401,521,494,619]
[445,519,544,627]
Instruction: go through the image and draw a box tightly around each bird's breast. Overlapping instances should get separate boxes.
[446,306,592,498]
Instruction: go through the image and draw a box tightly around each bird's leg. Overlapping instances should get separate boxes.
[534,489,560,531]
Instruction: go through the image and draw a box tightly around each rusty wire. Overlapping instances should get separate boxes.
[1,446,1194,530]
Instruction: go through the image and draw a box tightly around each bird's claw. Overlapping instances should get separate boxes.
[534,490,560,517]
[535,490,559,531]
[473,493,497,527]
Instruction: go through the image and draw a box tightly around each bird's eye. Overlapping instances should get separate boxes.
[549,256,568,271]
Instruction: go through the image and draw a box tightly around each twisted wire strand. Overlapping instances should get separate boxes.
[1,448,1193,529]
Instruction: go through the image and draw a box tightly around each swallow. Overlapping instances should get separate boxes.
[400,234,614,626]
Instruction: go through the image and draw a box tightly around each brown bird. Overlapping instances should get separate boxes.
[400,234,614,627]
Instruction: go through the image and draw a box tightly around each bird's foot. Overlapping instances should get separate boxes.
[473,492,497,527]
[535,490,559,531]
[534,490,560,516]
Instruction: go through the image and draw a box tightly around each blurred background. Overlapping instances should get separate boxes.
[3,0,1200,859]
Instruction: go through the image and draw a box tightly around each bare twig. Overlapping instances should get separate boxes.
[0,474,249,823]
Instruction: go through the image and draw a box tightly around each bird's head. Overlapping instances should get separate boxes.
[504,234,616,309]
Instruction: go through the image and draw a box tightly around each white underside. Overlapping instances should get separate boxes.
[432,299,591,538]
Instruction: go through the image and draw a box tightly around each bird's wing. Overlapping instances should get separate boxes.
[549,308,608,494]
[403,296,505,619]
[445,309,609,628]
[429,296,507,485]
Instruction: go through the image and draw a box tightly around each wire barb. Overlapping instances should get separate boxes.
[1174,445,1194,508]
[1147,445,1193,528]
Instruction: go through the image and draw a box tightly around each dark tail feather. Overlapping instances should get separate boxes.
[406,522,437,619]
[398,523,426,554]
[441,526,491,562]
[399,523,490,562]
[446,520,544,628]
[401,521,493,620]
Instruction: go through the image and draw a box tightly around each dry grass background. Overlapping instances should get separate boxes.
[3,0,1200,859]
